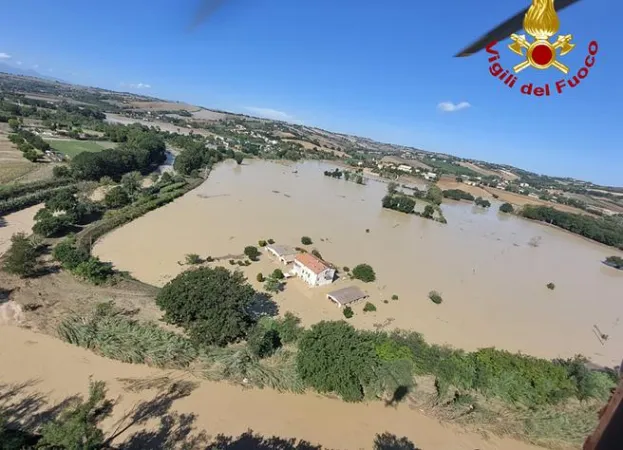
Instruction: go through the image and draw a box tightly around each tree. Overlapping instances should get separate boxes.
[248,326,281,358]
[156,267,257,347]
[352,264,376,282]
[33,210,70,237]
[363,302,376,312]
[499,202,514,213]
[425,185,443,205]
[2,233,37,277]
[343,307,354,318]
[8,118,19,131]
[23,148,39,162]
[271,268,284,279]
[234,152,244,164]
[387,181,398,194]
[264,277,282,293]
[244,245,260,261]
[185,253,203,265]
[53,165,72,178]
[53,239,89,270]
[256,272,264,282]
[301,236,312,245]
[429,290,443,304]
[121,171,142,198]
[474,197,491,208]
[104,186,131,209]
[297,321,379,401]
[422,204,435,218]
[37,380,109,449]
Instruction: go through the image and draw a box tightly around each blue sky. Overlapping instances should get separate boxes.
[1,0,621,185]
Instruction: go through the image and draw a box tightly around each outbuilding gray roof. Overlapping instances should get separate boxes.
[265,244,297,257]
[327,286,368,306]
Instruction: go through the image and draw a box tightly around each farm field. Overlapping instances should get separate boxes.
[46,139,117,158]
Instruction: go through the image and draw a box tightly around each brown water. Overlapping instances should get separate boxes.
[0,325,545,450]
[94,160,623,367]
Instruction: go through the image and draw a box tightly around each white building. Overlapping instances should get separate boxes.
[423,172,437,180]
[292,253,335,287]
[397,164,413,173]
[265,244,297,265]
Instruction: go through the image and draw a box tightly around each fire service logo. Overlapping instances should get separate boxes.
[486,0,597,96]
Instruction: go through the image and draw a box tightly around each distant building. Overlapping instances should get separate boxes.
[292,253,335,287]
[397,164,413,173]
[265,244,297,265]
[424,172,437,180]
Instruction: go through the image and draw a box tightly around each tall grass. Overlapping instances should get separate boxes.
[57,302,197,368]
[200,345,304,393]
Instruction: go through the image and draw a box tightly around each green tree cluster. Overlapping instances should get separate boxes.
[381,194,415,214]
[425,185,443,205]
[474,197,491,208]
[2,232,38,277]
[604,255,623,269]
[442,189,475,201]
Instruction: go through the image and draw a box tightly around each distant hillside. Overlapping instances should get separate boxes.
[0,62,67,83]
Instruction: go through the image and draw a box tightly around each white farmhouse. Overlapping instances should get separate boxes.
[397,164,413,173]
[292,253,335,287]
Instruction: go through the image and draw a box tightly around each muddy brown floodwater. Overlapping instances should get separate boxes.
[0,325,546,450]
[93,160,623,367]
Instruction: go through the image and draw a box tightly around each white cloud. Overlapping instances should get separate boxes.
[121,82,151,89]
[437,101,471,112]
[244,106,294,121]
[16,61,22,65]
[0,52,11,59]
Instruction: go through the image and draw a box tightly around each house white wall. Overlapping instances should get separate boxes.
[293,261,335,287]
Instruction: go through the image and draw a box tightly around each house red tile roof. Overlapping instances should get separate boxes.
[295,253,329,275]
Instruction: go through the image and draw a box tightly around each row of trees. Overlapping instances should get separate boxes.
[520,205,623,249]
[442,189,474,201]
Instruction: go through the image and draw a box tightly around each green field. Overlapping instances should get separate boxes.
[46,139,116,158]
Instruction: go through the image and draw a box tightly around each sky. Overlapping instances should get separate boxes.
[0,0,621,185]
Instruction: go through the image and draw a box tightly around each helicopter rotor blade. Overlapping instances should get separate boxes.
[454,0,583,57]
[188,0,228,31]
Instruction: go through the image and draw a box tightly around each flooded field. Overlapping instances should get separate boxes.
[93,160,623,367]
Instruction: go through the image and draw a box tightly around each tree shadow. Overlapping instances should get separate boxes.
[249,292,279,318]
[385,385,411,408]
[373,432,422,450]
[1,377,422,450]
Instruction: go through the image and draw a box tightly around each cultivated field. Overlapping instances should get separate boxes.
[46,139,116,158]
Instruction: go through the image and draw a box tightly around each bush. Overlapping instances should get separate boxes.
[474,197,491,208]
[2,232,37,277]
[104,186,131,209]
[311,249,323,259]
[53,239,90,270]
[73,257,114,285]
[258,239,267,247]
[352,264,376,282]
[604,255,623,269]
[391,294,398,300]
[156,267,257,347]
[267,238,275,244]
[547,282,556,290]
[422,204,435,218]
[343,307,354,318]
[257,273,264,282]
[272,268,284,279]
[248,326,281,358]
[185,253,203,265]
[429,290,443,304]
[53,165,72,178]
[499,202,514,213]
[301,236,312,245]
[381,194,415,214]
[244,245,260,261]
[363,302,376,312]
[343,266,350,272]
